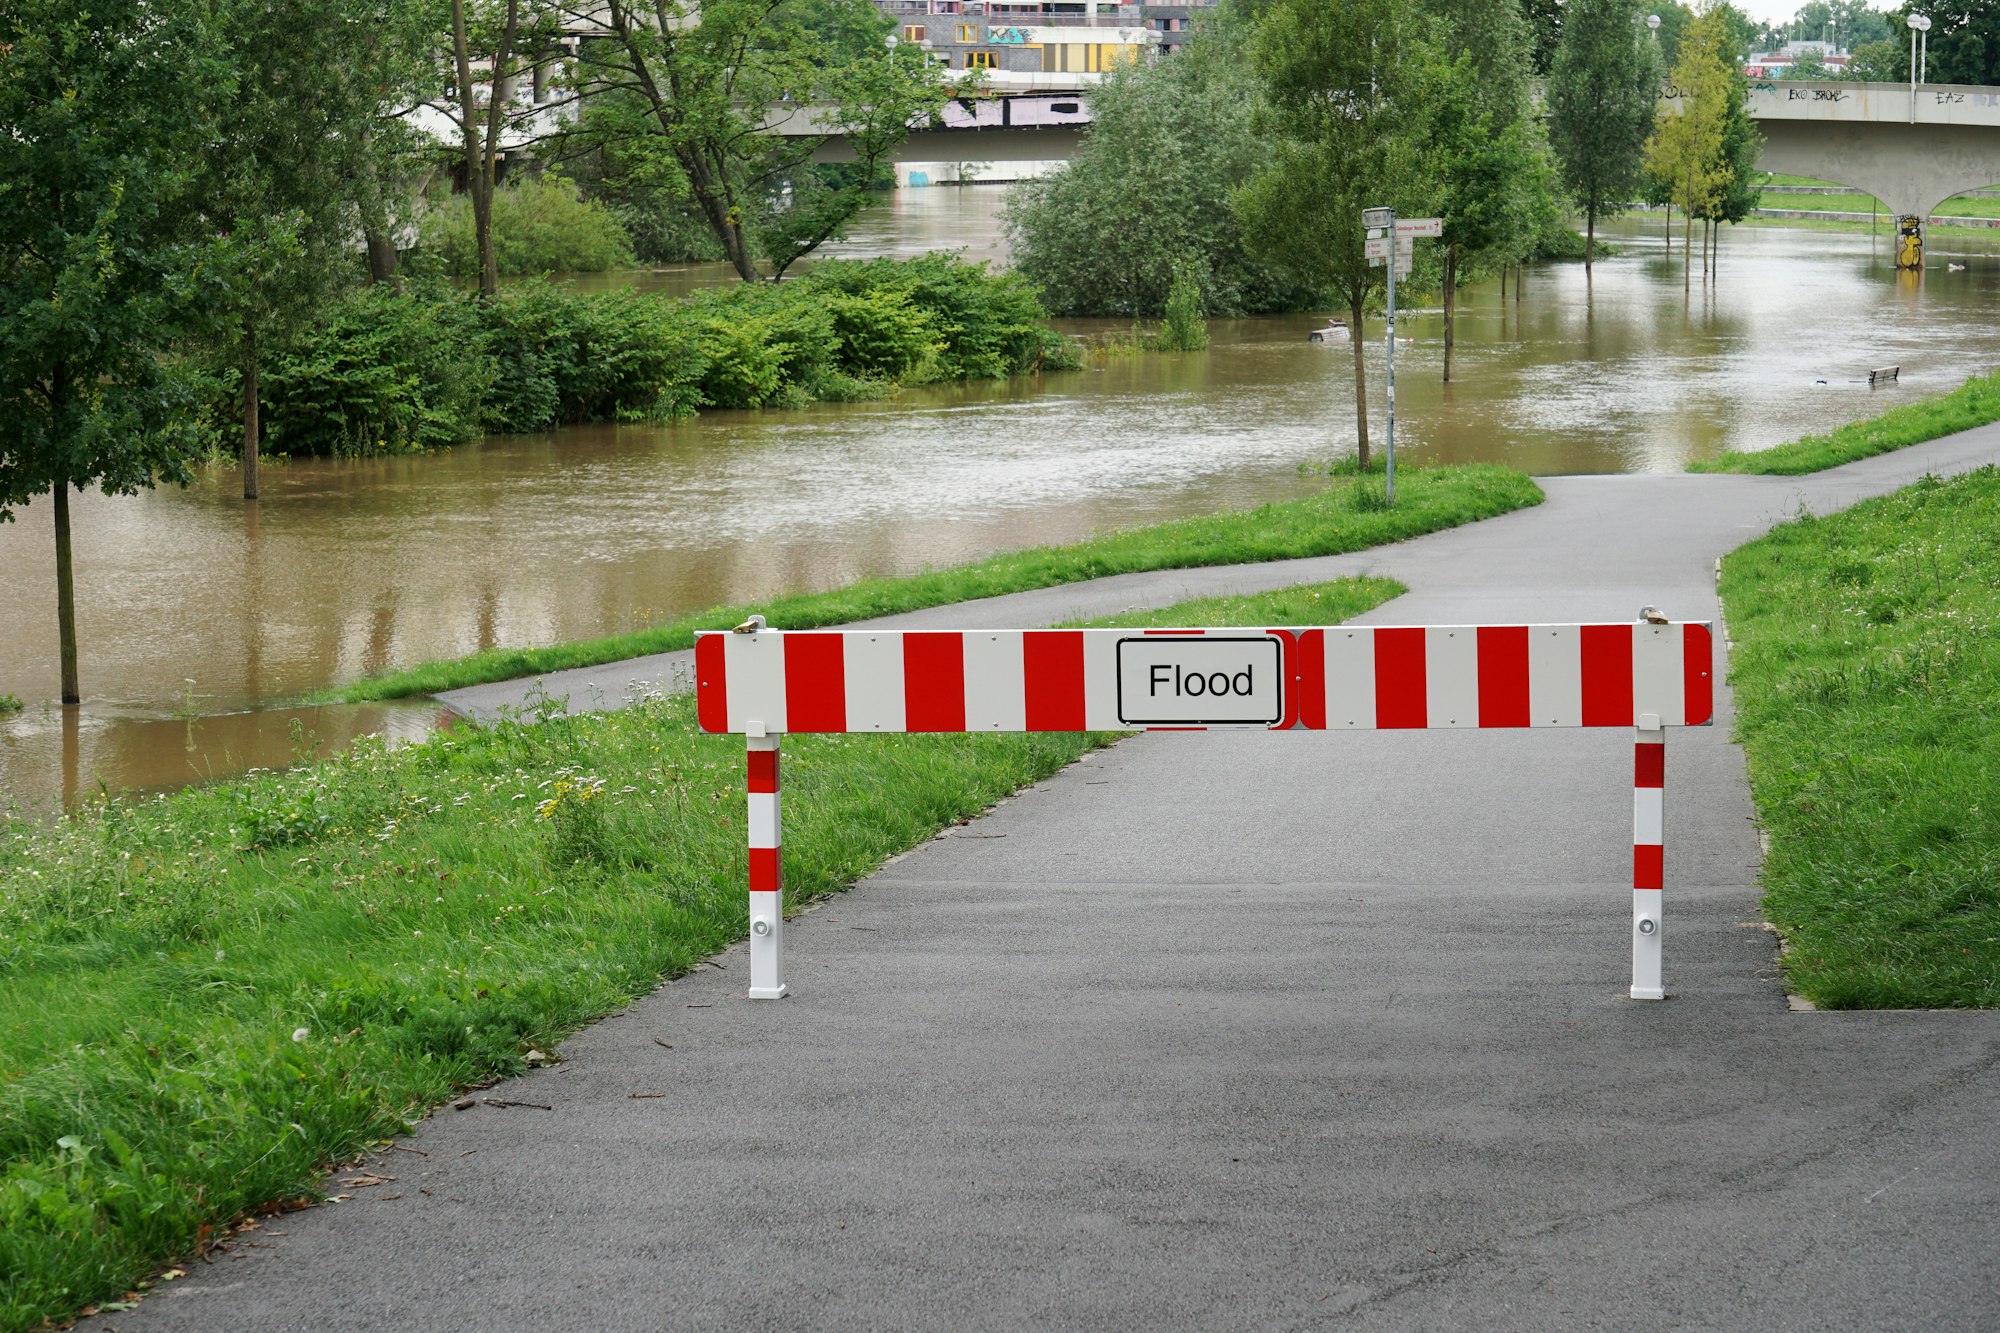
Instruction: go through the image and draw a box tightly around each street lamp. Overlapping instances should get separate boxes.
[885,32,899,63]
[1647,13,1660,36]
[1908,13,1931,89]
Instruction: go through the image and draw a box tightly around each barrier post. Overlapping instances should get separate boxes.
[1631,715,1666,999]
[746,733,787,999]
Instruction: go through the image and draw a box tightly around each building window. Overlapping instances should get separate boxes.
[957,23,980,42]
[902,24,926,42]
[966,49,997,68]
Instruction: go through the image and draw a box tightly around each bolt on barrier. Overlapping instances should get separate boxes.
[696,613,1714,1002]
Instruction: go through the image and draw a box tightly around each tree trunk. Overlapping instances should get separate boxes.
[1703,218,1710,283]
[1684,182,1693,295]
[1514,261,1521,304]
[1442,244,1457,384]
[1349,293,1369,470]
[1664,203,1671,253]
[53,479,79,705]
[451,0,514,298]
[1585,206,1595,273]
[365,228,401,286]
[241,326,260,501]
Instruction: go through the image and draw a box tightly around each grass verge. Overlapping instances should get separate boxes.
[325,463,1539,703]
[0,576,1403,1333]
[1689,367,2000,475]
[1720,466,2000,1008]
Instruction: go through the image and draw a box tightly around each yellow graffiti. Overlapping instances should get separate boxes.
[1896,215,1925,271]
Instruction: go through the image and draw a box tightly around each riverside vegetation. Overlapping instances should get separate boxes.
[330,462,1542,702]
[1721,467,2000,1007]
[0,577,1401,1333]
[212,255,1080,458]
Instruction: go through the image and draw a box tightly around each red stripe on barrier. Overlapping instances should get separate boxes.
[1633,844,1664,890]
[749,846,781,893]
[1024,630,1086,731]
[903,632,967,732]
[1634,741,1665,789]
[1475,625,1531,728]
[747,748,779,794]
[1264,630,1300,730]
[783,633,846,733]
[1295,629,1326,730]
[1374,627,1428,728]
[1684,622,1714,726]
[695,634,727,734]
[1580,624,1634,727]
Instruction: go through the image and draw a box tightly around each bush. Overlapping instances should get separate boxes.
[259,286,491,455]
[420,176,637,278]
[1156,259,1210,352]
[251,257,1075,455]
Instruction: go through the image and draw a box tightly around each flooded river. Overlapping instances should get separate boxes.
[6,189,2000,809]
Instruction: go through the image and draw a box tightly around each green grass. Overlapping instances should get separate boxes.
[1720,467,2000,1008]
[1732,212,2000,240]
[1689,367,2000,475]
[0,576,1403,1333]
[0,694,20,715]
[1755,190,2000,219]
[325,463,1538,703]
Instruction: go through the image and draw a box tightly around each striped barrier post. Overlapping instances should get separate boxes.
[695,614,1714,1003]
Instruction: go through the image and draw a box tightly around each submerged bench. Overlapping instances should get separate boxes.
[696,615,1714,1003]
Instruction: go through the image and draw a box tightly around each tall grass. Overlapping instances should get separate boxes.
[1720,467,2000,1007]
[1689,367,2000,475]
[0,578,1403,1332]
[328,464,1541,702]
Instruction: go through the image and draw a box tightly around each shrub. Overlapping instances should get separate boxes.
[1155,259,1210,352]
[420,176,636,278]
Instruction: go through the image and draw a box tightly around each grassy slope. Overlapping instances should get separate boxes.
[1720,467,2000,1008]
[1689,368,2000,475]
[0,576,1401,1333]
[326,465,1541,703]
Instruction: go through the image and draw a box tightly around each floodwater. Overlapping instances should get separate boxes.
[7,188,2000,810]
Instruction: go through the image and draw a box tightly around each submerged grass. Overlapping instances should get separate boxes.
[1720,466,2000,1008]
[0,577,1403,1333]
[326,463,1537,703]
[1689,367,2000,475]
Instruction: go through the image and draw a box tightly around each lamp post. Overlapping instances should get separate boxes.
[885,31,899,63]
[1908,13,1931,90]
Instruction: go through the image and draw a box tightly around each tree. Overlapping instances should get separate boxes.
[1235,0,1444,467]
[1520,0,1566,73]
[451,0,525,298]
[1897,0,2000,86]
[1841,36,1905,80]
[1423,0,1548,381]
[1006,17,1313,317]
[203,0,434,499]
[1646,5,1735,291]
[0,3,223,704]
[1547,0,1663,272]
[1780,45,1832,76]
[559,0,951,282]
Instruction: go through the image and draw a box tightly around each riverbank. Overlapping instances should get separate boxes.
[1721,465,2000,1007]
[327,463,1540,703]
[1690,367,2000,474]
[0,577,1400,1333]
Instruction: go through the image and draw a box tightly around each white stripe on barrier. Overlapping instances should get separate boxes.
[1323,627,1377,729]
[725,631,787,735]
[1424,627,1481,729]
[845,632,906,733]
[748,791,780,849]
[1633,788,1665,847]
[1634,624,1688,728]
[1528,625,1582,728]
[965,631,1027,732]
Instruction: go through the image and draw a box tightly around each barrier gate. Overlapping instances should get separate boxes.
[696,616,1715,1002]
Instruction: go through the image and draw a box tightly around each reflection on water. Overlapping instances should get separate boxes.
[6,197,2000,810]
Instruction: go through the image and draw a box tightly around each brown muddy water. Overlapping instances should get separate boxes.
[7,189,2000,810]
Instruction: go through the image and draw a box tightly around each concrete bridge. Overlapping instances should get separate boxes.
[795,78,2000,234]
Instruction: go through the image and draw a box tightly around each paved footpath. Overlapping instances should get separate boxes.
[101,434,2000,1332]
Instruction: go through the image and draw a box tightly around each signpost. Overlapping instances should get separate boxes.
[1358,211,1440,506]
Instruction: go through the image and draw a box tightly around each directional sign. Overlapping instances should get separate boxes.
[1361,206,1395,229]
[1114,635,1284,727]
[1364,236,1415,261]
[1396,217,1443,237]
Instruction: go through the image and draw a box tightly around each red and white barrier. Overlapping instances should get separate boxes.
[694,617,1715,1002]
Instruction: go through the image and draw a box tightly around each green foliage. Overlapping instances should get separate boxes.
[1841,36,1905,81]
[1007,29,1316,317]
[248,257,1072,455]
[257,287,492,455]
[566,0,953,281]
[419,176,638,278]
[1546,0,1662,254]
[1721,467,2000,1007]
[334,464,1543,702]
[1156,260,1211,352]
[1690,368,2000,474]
[0,694,21,714]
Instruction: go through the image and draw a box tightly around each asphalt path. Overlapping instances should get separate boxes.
[99,431,2000,1332]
